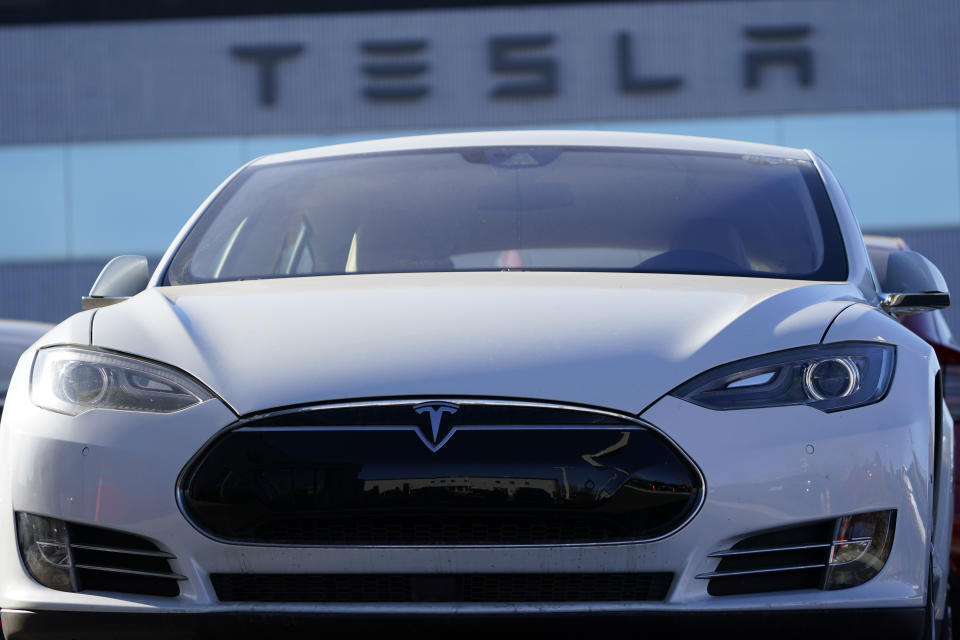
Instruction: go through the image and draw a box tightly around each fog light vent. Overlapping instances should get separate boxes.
[823,510,896,590]
[16,513,184,597]
[699,510,895,596]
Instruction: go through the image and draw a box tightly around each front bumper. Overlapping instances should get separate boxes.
[0,349,937,628]
[0,607,928,640]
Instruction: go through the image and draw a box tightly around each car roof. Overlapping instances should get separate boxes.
[251,130,812,167]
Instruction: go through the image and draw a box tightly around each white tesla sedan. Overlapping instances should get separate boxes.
[0,131,953,639]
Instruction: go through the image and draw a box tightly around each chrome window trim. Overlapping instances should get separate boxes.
[175,397,706,550]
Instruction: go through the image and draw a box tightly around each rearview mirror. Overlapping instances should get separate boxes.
[880,250,950,316]
[81,255,149,310]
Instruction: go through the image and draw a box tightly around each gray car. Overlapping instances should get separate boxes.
[0,320,52,419]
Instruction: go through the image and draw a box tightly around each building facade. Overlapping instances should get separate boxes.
[2,0,959,327]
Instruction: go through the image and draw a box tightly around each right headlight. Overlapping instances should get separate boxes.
[31,346,212,416]
[671,341,896,412]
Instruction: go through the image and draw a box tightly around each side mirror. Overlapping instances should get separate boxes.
[880,250,950,316]
[81,255,149,310]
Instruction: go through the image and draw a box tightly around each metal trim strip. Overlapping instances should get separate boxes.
[707,542,832,558]
[74,564,187,581]
[695,564,826,580]
[70,544,176,559]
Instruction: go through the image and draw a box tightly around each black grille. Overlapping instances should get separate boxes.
[705,521,834,596]
[212,572,673,603]
[68,522,182,597]
[181,401,702,546]
[252,514,629,545]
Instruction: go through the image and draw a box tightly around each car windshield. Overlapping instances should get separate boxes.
[164,146,847,285]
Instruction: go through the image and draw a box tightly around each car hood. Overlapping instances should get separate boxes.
[91,272,860,416]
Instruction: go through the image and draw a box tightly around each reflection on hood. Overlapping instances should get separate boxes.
[92,272,860,415]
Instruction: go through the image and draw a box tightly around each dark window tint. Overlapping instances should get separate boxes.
[165,147,846,285]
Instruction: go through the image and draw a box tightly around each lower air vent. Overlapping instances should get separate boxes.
[212,572,673,603]
[16,513,184,597]
[699,510,896,596]
[702,520,833,596]
[69,522,183,597]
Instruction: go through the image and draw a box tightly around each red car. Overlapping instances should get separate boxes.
[865,236,960,578]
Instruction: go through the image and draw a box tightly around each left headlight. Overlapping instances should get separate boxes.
[31,346,212,416]
[672,341,896,412]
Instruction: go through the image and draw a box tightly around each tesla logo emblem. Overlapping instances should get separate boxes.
[413,401,459,451]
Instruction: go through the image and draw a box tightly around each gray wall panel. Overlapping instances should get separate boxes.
[0,259,115,324]
[0,0,958,144]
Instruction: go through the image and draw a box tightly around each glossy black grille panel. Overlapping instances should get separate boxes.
[251,515,628,545]
[180,401,702,545]
[212,572,673,603]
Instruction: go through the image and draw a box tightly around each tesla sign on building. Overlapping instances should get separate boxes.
[0,1,957,144]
